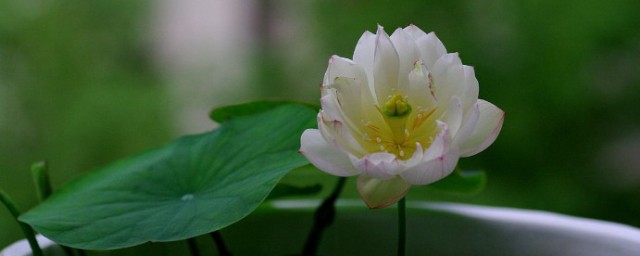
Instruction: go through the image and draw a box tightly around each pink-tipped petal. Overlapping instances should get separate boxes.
[300,129,360,177]
[317,110,366,156]
[401,151,459,185]
[460,100,505,157]
[330,76,367,128]
[320,90,363,142]
[401,122,459,185]
[403,24,428,41]
[357,175,411,209]
[350,152,402,180]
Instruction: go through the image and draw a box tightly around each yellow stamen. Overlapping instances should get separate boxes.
[361,94,439,160]
[412,108,436,131]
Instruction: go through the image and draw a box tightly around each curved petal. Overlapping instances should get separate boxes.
[453,101,480,149]
[460,65,479,111]
[319,91,367,155]
[357,175,411,209]
[324,68,387,146]
[403,24,428,42]
[402,152,459,185]
[443,96,463,137]
[353,30,376,87]
[405,25,447,70]
[423,121,450,161]
[300,129,360,177]
[431,53,464,108]
[460,100,505,157]
[318,109,366,156]
[330,76,367,126]
[402,142,424,168]
[401,122,459,185]
[373,25,400,105]
[320,90,360,132]
[350,152,402,180]
[407,60,437,109]
[390,28,420,94]
[323,55,368,87]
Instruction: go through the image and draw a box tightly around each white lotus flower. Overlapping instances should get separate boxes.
[300,25,505,209]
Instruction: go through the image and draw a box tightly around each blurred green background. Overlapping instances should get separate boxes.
[2,0,640,251]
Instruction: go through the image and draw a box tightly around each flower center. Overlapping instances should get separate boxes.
[361,93,437,160]
[382,93,412,117]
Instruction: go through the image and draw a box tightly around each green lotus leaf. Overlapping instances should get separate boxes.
[20,104,316,250]
[210,100,318,123]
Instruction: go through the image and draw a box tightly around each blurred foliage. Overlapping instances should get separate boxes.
[0,0,171,248]
[2,0,640,252]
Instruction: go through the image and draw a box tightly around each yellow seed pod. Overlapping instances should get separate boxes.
[382,93,412,117]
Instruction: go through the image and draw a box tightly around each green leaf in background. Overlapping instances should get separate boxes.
[428,169,486,194]
[210,100,318,123]
[19,104,316,250]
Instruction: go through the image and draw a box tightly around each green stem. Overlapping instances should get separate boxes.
[31,161,53,202]
[60,246,75,256]
[209,231,232,256]
[187,238,200,256]
[30,161,79,256]
[397,197,406,256]
[302,177,347,256]
[0,189,43,256]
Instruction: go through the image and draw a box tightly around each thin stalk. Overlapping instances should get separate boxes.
[397,197,406,256]
[209,231,232,256]
[60,246,75,256]
[30,161,52,202]
[30,161,79,256]
[302,177,347,256]
[0,190,43,256]
[187,238,200,256]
